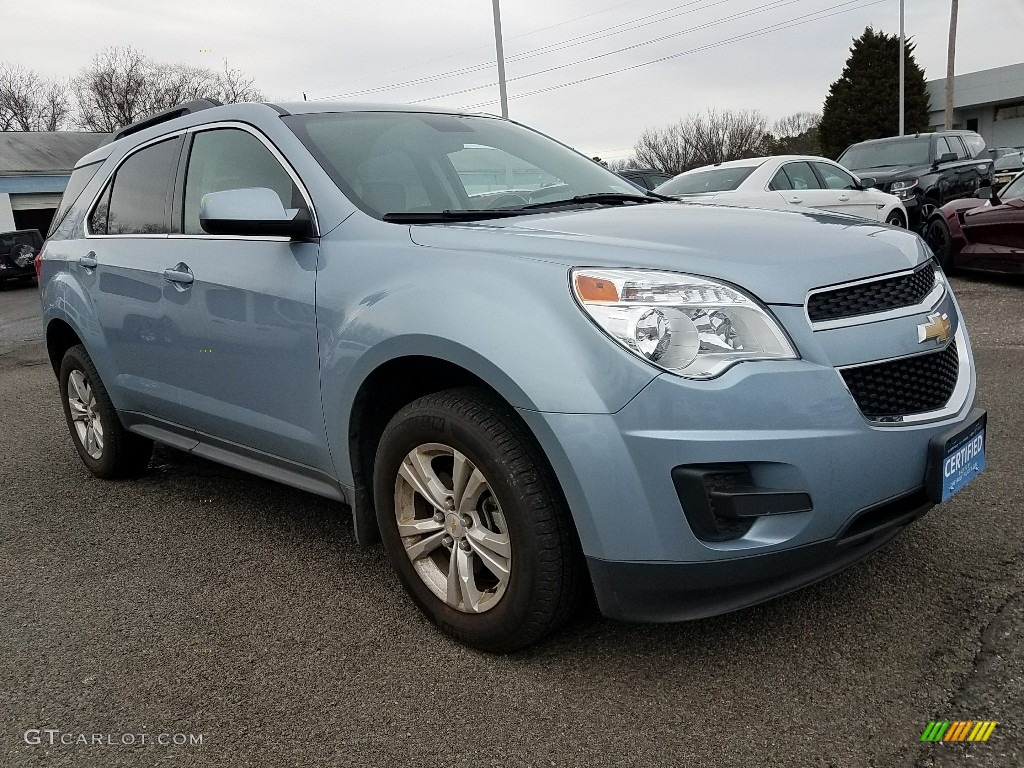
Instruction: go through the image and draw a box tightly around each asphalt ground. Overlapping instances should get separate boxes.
[1,274,1022,767]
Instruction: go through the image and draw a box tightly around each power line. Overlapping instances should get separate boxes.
[409,0,814,105]
[305,0,653,97]
[456,0,884,110]
[315,0,730,101]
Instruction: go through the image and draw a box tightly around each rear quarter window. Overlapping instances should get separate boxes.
[47,161,103,237]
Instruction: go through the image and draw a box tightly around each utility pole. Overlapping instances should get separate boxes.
[491,0,509,118]
[898,0,905,135]
[944,0,958,130]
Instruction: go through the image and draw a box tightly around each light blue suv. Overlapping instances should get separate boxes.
[39,101,986,651]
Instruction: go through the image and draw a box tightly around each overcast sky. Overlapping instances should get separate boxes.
[6,0,1024,159]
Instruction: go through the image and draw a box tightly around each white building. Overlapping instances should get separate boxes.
[927,63,1024,150]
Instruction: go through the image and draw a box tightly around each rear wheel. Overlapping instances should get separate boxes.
[59,345,153,478]
[373,387,583,652]
[926,217,955,272]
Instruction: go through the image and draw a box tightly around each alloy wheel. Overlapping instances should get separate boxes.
[393,443,511,613]
[67,369,104,459]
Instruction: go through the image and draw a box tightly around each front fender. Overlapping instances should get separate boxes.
[315,218,659,486]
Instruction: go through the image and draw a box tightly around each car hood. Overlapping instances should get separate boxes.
[407,202,928,305]
[846,165,926,184]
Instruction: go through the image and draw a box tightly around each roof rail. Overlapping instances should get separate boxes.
[103,99,223,145]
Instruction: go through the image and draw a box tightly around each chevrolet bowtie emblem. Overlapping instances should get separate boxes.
[917,312,951,344]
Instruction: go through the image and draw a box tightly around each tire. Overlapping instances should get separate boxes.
[918,198,940,233]
[925,217,955,272]
[59,344,153,478]
[884,210,906,227]
[373,387,583,652]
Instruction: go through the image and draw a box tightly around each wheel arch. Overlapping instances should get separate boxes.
[342,351,574,550]
[45,318,83,377]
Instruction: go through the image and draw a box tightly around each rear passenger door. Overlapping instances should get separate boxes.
[83,134,185,415]
[156,124,329,472]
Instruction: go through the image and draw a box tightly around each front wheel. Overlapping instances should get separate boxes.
[59,345,153,478]
[884,210,906,227]
[373,387,583,652]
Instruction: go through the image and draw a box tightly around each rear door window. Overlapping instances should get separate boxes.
[779,162,822,191]
[91,137,181,235]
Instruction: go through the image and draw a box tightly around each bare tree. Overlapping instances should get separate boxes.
[771,112,820,139]
[73,47,263,132]
[632,110,770,175]
[605,158,638,171]
[0,64,72,131]
[764,111,822,155]
[216,61,264,103]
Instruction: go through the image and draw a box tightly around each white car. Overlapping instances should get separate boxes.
[654,155,908,227]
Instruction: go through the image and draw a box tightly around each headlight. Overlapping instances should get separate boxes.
[890,179,918,200]
[572,268,798,379]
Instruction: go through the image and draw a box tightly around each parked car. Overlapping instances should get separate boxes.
[837,131,993,231]
[654,156,908,226]
[993,151,1023,188]
[0,229,42,286]
[616,167,673,191]
[925,171,1024,274]
[40,100,985,651]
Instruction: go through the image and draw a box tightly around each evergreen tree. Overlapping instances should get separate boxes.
[819,28,931,159]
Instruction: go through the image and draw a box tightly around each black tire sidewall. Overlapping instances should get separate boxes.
[374,398,553,649]
[58,345,129,478]
[927,218,953,269]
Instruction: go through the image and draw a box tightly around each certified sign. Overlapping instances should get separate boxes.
[927,410,986,502]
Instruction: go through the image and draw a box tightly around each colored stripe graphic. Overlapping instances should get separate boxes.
[921,720,998,742]
[921,721,950,742]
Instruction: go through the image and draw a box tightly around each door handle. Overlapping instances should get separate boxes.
[162,263,194,285]
[788,196,803,204]
[837,194,850,202]
[78,252,97,268]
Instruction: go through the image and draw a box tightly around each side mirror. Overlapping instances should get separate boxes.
[857,176,876,189]
[199,187,314,239]
[933,152,957,168]
[975,187,993,199]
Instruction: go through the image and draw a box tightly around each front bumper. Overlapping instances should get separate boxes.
[587,486,932,622]
[516,283,978,622]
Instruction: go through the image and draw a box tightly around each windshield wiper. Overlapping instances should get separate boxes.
[382,209,533,223]
[381,191,673,223]
[519,191,671,209]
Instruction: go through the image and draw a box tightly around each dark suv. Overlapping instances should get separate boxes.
[616,167,673,191]
[837,131,993,230]
[0,229,43,286]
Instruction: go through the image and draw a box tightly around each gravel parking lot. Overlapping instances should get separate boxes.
[1,275,1021,767]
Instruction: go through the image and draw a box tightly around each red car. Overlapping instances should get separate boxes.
[926,172,1024,274]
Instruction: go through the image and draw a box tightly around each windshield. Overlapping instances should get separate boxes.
[284,111,641,219]
[838,138,931,169]
[655,166,758,195]
[994,152,1023,171]
[1001,173,1024,200]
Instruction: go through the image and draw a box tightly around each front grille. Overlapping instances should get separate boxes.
[808,263,936,322]
[840,342,959,420]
